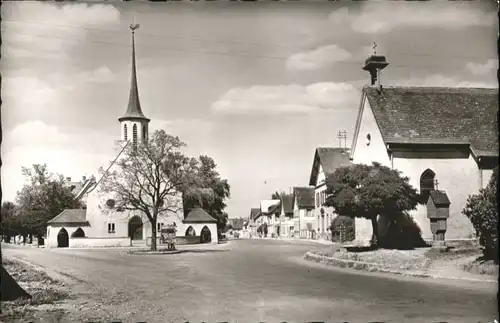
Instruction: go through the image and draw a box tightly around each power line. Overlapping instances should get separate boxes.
[3,30,491,71]
[3,19,497,61]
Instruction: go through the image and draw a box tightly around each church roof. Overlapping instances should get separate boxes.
[362,86,498,156]
[293,186,315,209]
[119,26,150,122]
[183,208,218,224]
[309,147,351,186]
[47,209,90,226]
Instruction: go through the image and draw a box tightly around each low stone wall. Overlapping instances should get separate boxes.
[68,237,131,248]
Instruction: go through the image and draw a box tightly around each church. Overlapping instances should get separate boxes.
[349,52,498,245]
[46,24,218,248]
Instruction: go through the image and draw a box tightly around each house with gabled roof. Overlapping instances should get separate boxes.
[260,199,280,236]
[248,208,261,237]
[309,147,351,239]
[278,193,294,238]
[292,187,315,239]
[350,53,498,245]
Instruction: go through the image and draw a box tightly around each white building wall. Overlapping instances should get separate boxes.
[351,96,483,244]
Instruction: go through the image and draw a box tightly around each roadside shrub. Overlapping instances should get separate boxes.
[463,167,498,263]
[330,216,355,243]
[378,213,428,250]
[263,223,268,237]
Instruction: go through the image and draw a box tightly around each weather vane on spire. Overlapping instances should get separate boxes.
[372,42,377,55]
[130,16,140,34]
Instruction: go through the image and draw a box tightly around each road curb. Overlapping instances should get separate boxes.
[303,251,497,283]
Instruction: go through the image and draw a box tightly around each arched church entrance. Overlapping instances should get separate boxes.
[185,226,196,236]
[71,227,85,238]
[57,228,69,248]
[200,226,211,244]
[128,216,143,240]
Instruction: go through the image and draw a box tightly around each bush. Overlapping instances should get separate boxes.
[378,213,428,250]
[330,216,355,243]
[463,167,498,263]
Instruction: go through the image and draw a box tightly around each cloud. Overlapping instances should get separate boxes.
[211,82,360,115]
[286,45,352,71]
[329,3,495,34]
[77,66,116,84]
[465,59,498,76]
[397,74,497,88]
[3,2,121,59]
[2,121,116,201]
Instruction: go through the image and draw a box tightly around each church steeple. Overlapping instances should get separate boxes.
[119,21,150,146]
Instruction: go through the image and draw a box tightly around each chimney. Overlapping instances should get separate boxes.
[362,42,389,92]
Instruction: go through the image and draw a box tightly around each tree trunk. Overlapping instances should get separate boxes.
[150,220,157,251]
[370,215,379,248]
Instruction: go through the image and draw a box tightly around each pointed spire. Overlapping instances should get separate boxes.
[119,21,150,122]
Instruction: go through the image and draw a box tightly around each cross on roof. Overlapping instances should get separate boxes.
[372,42,377,55]
[434,179,439,190]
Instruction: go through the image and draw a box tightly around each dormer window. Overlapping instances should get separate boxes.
[366,133,371,146]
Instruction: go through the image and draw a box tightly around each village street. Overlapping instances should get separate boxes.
[3,240,497,323]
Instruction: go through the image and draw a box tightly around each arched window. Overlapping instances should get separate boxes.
[142,124,147,142]
[124,124,128,141]
[420,169,436,203]
[132,124,138,146]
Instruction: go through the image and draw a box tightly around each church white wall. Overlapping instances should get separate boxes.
[481,168,493,189]
[393,155,479,240]
[46,225,90,248]
[351,98,392,244]
[351,99,392,168]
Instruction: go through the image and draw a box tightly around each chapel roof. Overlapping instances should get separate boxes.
[363,86,498,156]
[47,209,90,226]
[309,147,351,186]
[293,186,315,209]
[183,208,217,224]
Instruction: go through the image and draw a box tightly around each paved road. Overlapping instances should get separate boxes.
[3,240,498,323]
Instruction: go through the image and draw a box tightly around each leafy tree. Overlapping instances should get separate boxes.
[15,164,84,243]
[262,222,268,237]
[463,167,498,262]
[1,201,20,242]
[325,162,420,247]
[98,130,192,251]
[182,155,230,234]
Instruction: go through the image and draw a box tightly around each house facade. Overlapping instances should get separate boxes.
[292,187,316,239]
[260,199,280,236]
[308,148,351,240]
[350,82,498,244]
[278,194,294,238]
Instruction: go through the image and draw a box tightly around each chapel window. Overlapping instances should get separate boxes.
[124,124,128,141]
[420,169,436,203]
[108,223,115,233]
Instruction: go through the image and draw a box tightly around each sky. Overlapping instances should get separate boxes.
[1,1,497,219]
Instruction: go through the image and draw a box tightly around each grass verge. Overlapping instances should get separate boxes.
[0,258,70,322]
